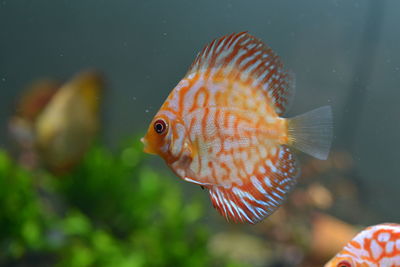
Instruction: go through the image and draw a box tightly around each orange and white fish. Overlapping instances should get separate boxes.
[141,32,332,224]
[325,223,400,267]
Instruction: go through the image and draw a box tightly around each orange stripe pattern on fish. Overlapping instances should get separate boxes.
[325,223,400,267]
[141,32,332,224]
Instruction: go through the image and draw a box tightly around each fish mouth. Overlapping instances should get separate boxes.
[140,137,157,155]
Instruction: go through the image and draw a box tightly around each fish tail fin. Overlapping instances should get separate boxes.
[287,106,333,160]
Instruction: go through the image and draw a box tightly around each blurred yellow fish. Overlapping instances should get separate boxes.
[35,70,103,172]
[141,32,332,224]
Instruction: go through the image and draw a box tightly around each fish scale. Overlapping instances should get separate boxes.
[186,106,284,179]
[141,32,332,224]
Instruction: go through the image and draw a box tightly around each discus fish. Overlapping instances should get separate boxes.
[325,223,400,267]
[141,32,332,224]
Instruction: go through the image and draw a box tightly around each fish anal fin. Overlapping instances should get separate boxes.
[209,145,299,224]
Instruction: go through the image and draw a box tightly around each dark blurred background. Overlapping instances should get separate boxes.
[0,0,399,266]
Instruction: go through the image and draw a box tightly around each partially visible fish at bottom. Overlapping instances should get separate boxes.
[324,223,400,267]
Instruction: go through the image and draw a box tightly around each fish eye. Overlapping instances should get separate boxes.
[153,119,168,134]
[337,260,352,267]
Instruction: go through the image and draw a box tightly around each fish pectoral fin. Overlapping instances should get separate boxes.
[209,145,300,224]
[183,176,212,187]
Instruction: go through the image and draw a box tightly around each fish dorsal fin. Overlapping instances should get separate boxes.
[208,145,300,224]
[187,32,295,115]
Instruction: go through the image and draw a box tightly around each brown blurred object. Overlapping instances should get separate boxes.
[307,183,333,210]
[9,70,104,173]
[9,79,60,169]
[208,231,271,266]
[310,212,358,261]
[14,79,60,121]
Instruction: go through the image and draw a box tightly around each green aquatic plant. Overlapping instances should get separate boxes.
[0,150,48,260]
[0,138,237,266]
